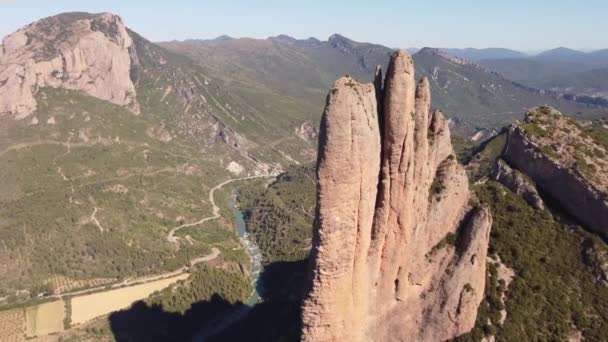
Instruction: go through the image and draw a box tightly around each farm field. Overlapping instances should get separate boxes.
[0,309,25,342]
[70,273,188,325]
[24,301,65,338]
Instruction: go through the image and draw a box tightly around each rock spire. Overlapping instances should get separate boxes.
[301,50,492,342]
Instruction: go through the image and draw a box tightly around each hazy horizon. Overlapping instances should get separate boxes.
[1,0,607,51]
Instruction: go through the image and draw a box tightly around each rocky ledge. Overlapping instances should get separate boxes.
[300,50,492,342]
[503,107,608,238]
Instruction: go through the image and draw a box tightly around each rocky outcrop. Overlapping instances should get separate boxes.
[503,108,608,238]
[490,159,544,210]
[0,12,139,119]
[301,50,492,342]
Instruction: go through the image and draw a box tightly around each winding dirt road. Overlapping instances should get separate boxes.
[167,175,271,243]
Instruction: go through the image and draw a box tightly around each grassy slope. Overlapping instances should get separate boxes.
[457,182,608,341]
[150,36,319,166]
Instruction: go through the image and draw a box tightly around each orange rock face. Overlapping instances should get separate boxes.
[301,50,492,342]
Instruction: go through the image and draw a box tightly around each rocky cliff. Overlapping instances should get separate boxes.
[502,106,608,238]
[490,159,544,210]
[0,12,139,119]
[301,50,492,342]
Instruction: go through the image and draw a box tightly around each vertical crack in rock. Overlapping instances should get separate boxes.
[301,50,492,342]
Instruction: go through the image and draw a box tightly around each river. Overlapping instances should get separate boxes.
[192,193,265,342]
[232,195,264,305]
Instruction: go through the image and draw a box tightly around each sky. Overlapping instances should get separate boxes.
[0,0,606,51]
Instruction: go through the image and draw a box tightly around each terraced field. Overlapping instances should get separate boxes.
[46,276,115,295]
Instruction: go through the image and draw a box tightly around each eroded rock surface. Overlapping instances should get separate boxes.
[0,12,139,118]
[301,50,492,342]
[503,107,608,238]
[490,159,544,210]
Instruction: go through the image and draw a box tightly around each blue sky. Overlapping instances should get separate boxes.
[0,0,606,51]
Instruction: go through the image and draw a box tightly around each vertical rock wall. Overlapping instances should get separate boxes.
[301,50,492,342]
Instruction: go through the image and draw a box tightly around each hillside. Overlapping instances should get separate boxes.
[444,47,528,61]
[412,48,608,129]
[0,11,310,312]
[479,49,608,99]
[162,35,608,133]
[539,68,608,99]
[457,107,608,341]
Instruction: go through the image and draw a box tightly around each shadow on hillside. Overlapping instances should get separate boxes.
[109,259,308,342]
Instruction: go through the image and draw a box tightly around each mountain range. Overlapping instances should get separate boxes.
[161,34,608,133]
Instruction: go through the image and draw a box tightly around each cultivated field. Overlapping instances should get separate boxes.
[0,309,25,342]
[24,301,65,338]
[70,274,188,324]
[47,275,115,295]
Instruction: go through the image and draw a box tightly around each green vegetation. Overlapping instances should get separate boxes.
[581,123,608,151]
[520,122,547,138]
[238,165,316,264]
[0,88,241,306]
[429,162,449,202]
[146,264,251,314]
[451,133,477,164]
[466,133,507,180]
[63,299,72,329]
[425,232,456,259]
[539,144,558,159]
[137,32,318,167]
[164,33,608,133]
[457,181,608,341]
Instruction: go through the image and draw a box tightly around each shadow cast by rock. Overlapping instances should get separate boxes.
[109,259,308,342]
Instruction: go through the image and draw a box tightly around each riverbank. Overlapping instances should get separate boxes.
[0,176,272,341]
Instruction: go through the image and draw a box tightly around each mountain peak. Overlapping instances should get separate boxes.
[417,47,444,55]
[538,47,585,57]
[0,11,139,118]
[269,34,297,43]
[328,33,355,45]
[416,47,474,65]
[213,34,234,41]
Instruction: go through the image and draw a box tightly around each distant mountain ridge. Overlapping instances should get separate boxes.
[443,47,528,61]
[161,34,608,133]
[477,47,608,99]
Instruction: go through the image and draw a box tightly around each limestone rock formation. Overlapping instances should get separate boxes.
[490,159,544,210]
[0,12,139,119]
[503,107,608,238]
[301,50,492,342]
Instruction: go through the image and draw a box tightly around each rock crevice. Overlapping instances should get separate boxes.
[301,50,492,342]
